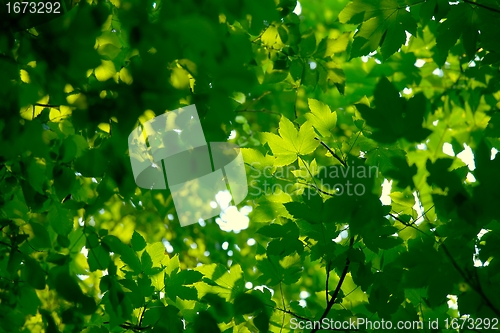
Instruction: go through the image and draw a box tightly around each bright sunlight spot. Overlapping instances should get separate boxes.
[293,1,302,15]
[457,143,475,170]
[414,59,426,68]
[380,179,392,205]
[432,68,444,77]
[447,295,458,310]
[214,190,252,233]
[162,239,175,253]
[442,142,455,156]
[412,192,424,225]
[491,148,498,160]
[404,31,411,46]
[416,143,427,150]
[466,172,476,183]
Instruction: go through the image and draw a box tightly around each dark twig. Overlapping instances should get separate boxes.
[315,137,347,167]
[0,220,13,232]
[103,322,150,331]
[297,180,335,197]
[311,236,355,333]
[392,207,500,317]
[34,103,60,109]
[235,109,281,115]
[325,261,331,304]
[437,236,500,317]
[265,304,312,322]
[463,0,500,14]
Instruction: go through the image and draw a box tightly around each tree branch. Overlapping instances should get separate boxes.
[463,0,500,14]
[266,304,312,322]
[234,109,281,115]
[311,236,355,333]
[438,238,500,317]
[325,261,331,304]
[315,138,347,167]
[391,208,500,317]
[34,103,60,109]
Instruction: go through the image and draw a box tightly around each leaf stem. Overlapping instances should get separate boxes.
[34,103,60,109]
[268,305,312,322]
[235,109,281,115]
[311,236,355,333]
[314,137,347,167]
[462,0,500,14]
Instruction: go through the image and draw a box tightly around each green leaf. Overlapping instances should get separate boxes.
[102,235,142,273]
[23,256,46,290]
[29,222,51,249]
[88,245,110,272]
[284,188,324,224]
[260,116,319,166]
[316,32,350,58]
[47,204,74,236]
[299,30,317,56]
[305,98,337,138]
[340,0,417,59]
[196,264,245,301]
[233,293,264,315]
[131,231,147,252]
[165,268,203,301]
[356,77,431,143]
[145,242,166,266]
[27,159,46,194]
[257,224,285,238]
[192,311,221,333]
[201,293,233,322]
[385,156,417,189]
[435,2,481,61]
[485,113,500,138]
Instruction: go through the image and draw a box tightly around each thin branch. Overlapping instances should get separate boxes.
[311,236,355,333]
[472,269,500,317]
[0,241,17,250]
[293,88,299,119]
[138,302,149,328]
[325,261,331,304]
[279,282,286,311]
[296,180,335,197]
[103,322,150,331]
[315,138,347,167]
[0,220,13,232]
[401,0,426,8]
[390,204,500,317]
[463,0,500,14]
[437,236,500,317]
[23,30,38,38]
[252,25,272,43]
[34,103,60,109]
[298,156,323,199]
[235,109,281,115]
[266,304,312,322]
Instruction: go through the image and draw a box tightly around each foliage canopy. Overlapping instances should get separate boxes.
[1,0,500,332]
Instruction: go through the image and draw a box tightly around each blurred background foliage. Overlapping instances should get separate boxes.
[1,0,500,332]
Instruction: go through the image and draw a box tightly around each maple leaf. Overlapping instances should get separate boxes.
[260,116,319,166]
